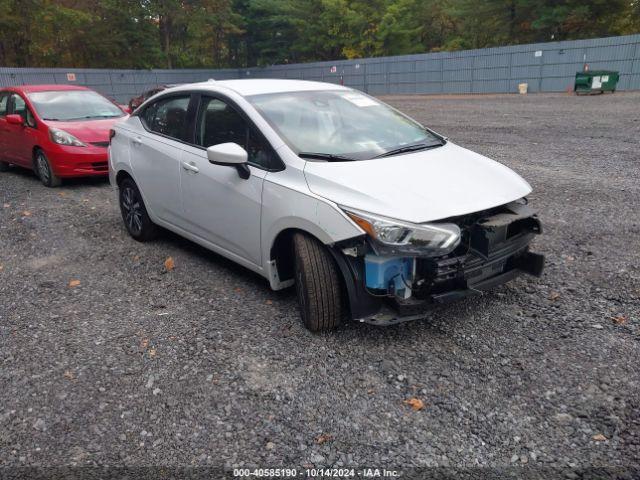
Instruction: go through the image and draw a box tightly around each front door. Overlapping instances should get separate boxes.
[178,95,276,267]
[0,93,10,162]
[9,93,38,166]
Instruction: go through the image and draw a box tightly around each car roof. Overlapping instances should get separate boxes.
[8,84,91,93]
[170,79,348,97]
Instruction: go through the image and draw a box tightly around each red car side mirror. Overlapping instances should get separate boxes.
[6,114,24,125]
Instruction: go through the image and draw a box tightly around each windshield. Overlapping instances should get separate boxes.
[247,90,441,160]
[28,90,125,121]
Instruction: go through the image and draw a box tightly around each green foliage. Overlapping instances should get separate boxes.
[0,0,636,68]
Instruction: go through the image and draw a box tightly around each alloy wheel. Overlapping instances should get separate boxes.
[37,154,51,183]
[121,186,143,235]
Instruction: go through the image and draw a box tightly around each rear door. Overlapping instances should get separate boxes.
[130,93,194,226]
[178,94,279,266]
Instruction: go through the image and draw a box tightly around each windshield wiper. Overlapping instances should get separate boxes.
[65,114,122,121]
[374,141,445,158]
[298,152,358,162]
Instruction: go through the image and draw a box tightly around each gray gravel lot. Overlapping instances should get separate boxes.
[1,92,639,476]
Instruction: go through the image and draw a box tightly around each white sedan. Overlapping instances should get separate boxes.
[109,79,544,331]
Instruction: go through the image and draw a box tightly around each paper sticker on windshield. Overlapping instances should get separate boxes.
[342,93,377,107]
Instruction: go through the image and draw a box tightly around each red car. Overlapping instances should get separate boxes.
[0,84,127,187]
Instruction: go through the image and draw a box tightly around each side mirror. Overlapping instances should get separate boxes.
[207,142,250,179]
[6,114,23,126]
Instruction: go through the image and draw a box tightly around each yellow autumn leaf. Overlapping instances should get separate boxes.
[403,397,425,411]
[69,279,81,288]
[611,315,628,325]
[164,257,175,271]
[315,433,333,444]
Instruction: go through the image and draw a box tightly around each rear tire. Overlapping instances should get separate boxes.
[293,232,342,332]
[35,150,62,187]
[118,177,158,242]
[0,161,9,172]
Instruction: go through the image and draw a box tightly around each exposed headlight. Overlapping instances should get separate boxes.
[49,128,86,147]
[343,207,461,257]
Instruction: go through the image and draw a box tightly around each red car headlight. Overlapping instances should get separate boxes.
[49,128,87,147]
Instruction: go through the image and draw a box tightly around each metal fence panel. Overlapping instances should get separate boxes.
[0,34,638,100]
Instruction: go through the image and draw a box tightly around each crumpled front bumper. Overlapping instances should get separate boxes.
[330,201,545,327]
[363,249,544,326]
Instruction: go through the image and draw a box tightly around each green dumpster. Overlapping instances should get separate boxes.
[574,70,619,94]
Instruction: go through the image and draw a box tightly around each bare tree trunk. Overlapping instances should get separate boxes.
[509,0,516,42]
[159,13,173,68]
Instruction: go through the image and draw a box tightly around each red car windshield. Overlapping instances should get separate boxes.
[28,90,125,121]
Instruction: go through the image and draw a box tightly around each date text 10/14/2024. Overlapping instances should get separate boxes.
[233,468,400,477]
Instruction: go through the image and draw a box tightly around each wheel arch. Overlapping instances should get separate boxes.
[115,169,134,187]
[269,226,379,322]
[113,167,159,225]
[269,227,307,286]
[32,145,43,168]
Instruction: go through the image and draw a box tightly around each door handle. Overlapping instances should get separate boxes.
[181,161,199,173]
[131,137,143,146]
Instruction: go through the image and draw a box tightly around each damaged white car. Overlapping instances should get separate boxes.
[109,79,544,332]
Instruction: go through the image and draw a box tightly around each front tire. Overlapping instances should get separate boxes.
[0,161,9,172]
[35,150,62,187]
[293,232,343,332]
[118,177,158,242]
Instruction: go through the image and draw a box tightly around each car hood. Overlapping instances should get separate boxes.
[45,117,126,143]
[303,142,532,223]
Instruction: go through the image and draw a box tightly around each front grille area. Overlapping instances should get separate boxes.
[413,204,542,298]
[77,162,108,172]
[90,141,109,148]
[91,162,108,172]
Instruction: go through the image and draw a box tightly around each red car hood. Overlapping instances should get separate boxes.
[45,117,126,143]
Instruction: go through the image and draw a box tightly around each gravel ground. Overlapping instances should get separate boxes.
[0,92,639,477]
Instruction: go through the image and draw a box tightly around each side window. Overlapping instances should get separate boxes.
[26,109,36,128]
[141,95,190,141]
[11,94,36,127]
[140,101,158,129]
[197,96,279,169]
[247,128,279,170]
[197,97,246,148]
[0,94,8,116]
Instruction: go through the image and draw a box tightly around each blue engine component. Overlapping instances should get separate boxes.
[364,254,413,293]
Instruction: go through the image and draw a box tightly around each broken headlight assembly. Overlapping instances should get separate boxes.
[342,207,461,257]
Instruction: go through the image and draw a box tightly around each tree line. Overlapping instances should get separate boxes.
[1,0,638,69]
